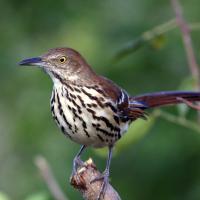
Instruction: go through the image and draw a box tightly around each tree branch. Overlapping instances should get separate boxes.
[113,18,200,62]
[70,158,121,200]
[177,97,200,110]
[34,155,69,200]
[154,110,200,133]
[171,0,200,88]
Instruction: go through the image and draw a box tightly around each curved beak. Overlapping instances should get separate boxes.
[18,57,43,66]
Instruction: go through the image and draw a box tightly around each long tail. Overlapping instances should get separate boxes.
[130,91,200,109]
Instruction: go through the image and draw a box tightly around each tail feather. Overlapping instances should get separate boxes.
[130,91,200,109]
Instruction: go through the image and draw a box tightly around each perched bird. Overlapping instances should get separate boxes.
[19,48,200,199]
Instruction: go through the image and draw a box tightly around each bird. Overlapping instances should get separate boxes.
[19,47,200,199]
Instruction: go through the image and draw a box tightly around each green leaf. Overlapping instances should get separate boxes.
[115,116,155,153]
[149,34,166,50]
[25,192,49,200]
[177,76,197,116]
[113,19,176,61]
[0,192,9,200]
[177,103,189,117]
[178,76,197,91]
[94,116,155,157]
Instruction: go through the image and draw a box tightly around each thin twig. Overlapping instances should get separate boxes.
[34,155,69,200]
[154,110,200,133]
[177,97,200,110]
[190,22,200,30]
[114,18,200,61]
[114,19,177,61]
[142,19,177,40]
[171,0,200,88]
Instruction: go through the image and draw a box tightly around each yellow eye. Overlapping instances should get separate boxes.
[59,56,67,63]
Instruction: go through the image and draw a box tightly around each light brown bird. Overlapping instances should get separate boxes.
[19,47,200,199]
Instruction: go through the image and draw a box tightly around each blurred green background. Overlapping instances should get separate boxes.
[1,0,200,199]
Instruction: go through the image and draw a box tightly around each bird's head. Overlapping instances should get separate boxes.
[19,48,94,83]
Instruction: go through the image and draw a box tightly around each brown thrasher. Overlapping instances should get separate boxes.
[19,48,200,199]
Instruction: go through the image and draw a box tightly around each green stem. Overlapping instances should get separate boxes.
[114,19,200,61]
[142,19,176,40]
[154,110,200,133]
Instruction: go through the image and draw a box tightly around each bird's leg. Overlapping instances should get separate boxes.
[91,145,113,200]
[72,145,86,175]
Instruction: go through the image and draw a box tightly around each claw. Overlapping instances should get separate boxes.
[70,156,85,185]
[71,145,86,177]
[90,145,113,200]
[90,171,110,200]
[72,156,84,176]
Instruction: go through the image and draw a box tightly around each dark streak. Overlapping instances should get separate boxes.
[86,108,120,132]
[113,115,120,124]
[81,88,104,108]
[97,134,104,142]
[61,126,72,138]
[96,127,114,137]
[51,90,55,104]
[77,95,86,108]
[105,102,117,112]
[56,90,72,130]
[87,103,98,108]
[74,87,81,93]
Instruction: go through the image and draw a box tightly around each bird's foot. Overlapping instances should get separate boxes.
[90,170,110,200]
[71,156,84,176]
